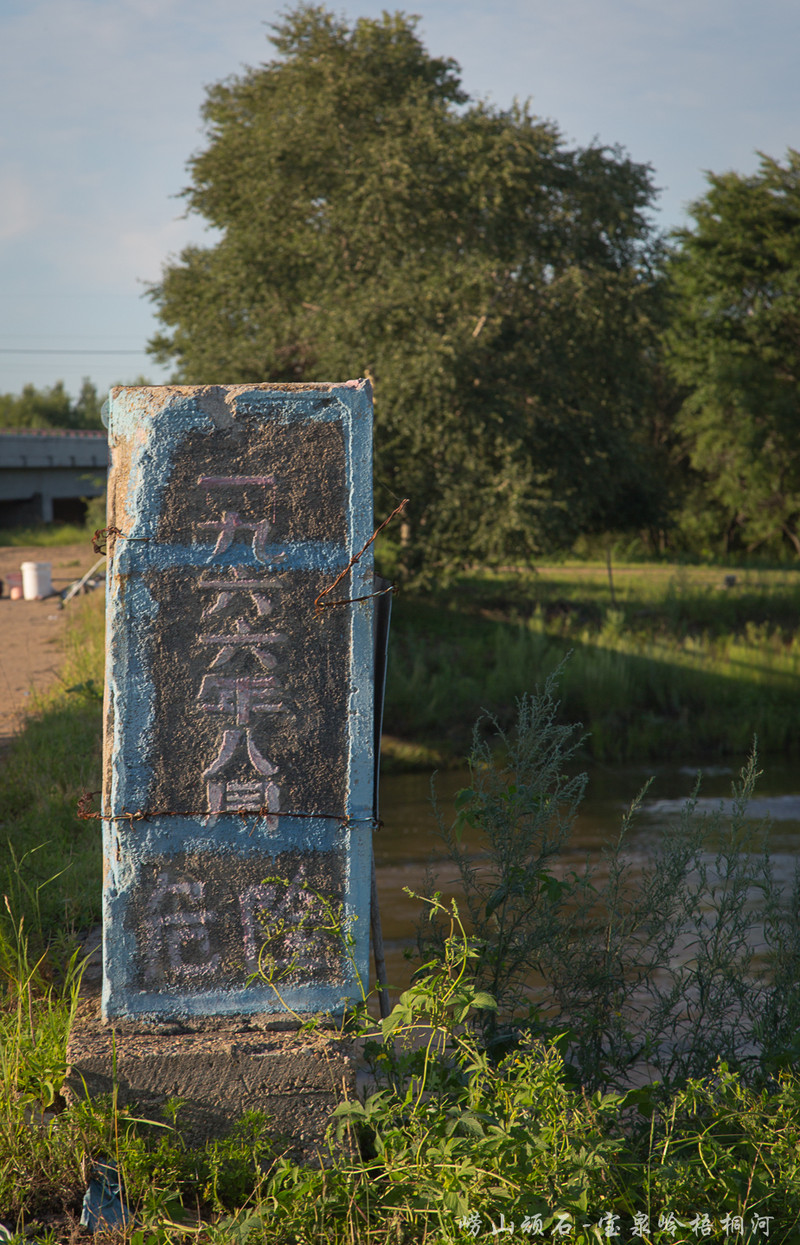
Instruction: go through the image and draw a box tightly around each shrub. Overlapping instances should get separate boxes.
[420,673,800,1091]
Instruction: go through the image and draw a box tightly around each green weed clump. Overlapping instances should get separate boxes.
[421,675,800,1092]
[4,896,800,1241]
[311,901,800,1244]
[0,904,97,1226]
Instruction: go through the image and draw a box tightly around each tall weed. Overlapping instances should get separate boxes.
[421,674,800,1092]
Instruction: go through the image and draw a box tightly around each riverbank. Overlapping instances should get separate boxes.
[4,549,799,781]
[3,570,800,1239]
[382,562,800,768]
[2,606,800,1239]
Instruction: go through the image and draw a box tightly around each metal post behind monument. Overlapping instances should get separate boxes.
[371,575,393,1019]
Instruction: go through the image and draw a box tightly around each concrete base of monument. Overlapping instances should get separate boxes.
[65,993,358,1161]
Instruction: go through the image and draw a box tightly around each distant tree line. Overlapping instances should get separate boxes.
[0,378,103,432]
[9,7,800,568]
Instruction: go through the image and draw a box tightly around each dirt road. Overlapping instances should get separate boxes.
[0,542,103,749]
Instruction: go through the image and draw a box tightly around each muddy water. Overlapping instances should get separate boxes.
[372,757,800,993]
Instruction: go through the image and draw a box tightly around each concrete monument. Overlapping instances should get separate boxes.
[100,381,376,1021]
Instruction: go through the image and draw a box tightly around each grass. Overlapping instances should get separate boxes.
[0,496,107,549]
[2,888,800,1241]
[382,561,800,766]
[0,522,98,547]
[0,591,104,947]
[2,563,800,1239]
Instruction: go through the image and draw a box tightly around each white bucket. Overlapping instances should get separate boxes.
[21,562,52,600]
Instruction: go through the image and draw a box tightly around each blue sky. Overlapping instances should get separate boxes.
[1,0,798,400]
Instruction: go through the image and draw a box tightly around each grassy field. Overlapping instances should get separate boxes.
[2,578,800,1239]
[3,521,798,764]
[382,561,800,768]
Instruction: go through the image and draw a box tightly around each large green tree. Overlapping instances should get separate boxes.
[149,5,667,572]
[666,150,800,556]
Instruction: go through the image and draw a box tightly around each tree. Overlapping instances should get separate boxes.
[72,377,104,429]
[0,378,103,431]
[665,150,800,556]
[148,4,667,573]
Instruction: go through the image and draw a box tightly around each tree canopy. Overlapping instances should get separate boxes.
[665,150,800,556]
[148,4,668,572]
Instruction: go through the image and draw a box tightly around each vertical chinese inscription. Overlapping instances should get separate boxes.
[146,418,349,819]
[102,384,375,1019]
[196,473,284,821]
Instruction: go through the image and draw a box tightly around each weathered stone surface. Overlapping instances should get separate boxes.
[144,569,348,816]
[102,382,375,1021]
[126,848,345,991]
[66,997,356,1157]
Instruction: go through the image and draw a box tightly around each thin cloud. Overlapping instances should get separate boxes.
[0,169,40,241]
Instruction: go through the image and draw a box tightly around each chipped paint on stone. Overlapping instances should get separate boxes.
[102,383,375,1021]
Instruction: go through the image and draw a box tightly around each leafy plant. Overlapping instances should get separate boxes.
[421,673,800,1091]
[424,668,587,1047]
[333,894,626,1239]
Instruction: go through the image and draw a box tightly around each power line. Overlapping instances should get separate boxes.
[0,348,147,355]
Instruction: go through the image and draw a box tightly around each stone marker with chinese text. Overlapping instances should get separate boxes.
[102,382,375,1021]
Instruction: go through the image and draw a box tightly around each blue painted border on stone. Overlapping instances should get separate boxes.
[102,383,375,1021]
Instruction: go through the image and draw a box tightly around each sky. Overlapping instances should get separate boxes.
[0,0,798,401]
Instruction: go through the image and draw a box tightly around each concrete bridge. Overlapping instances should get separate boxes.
[0,428,108,525]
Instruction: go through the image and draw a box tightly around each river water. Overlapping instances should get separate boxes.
[372,756,800,992]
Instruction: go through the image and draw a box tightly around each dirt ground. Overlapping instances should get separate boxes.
[0,542,104,750]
